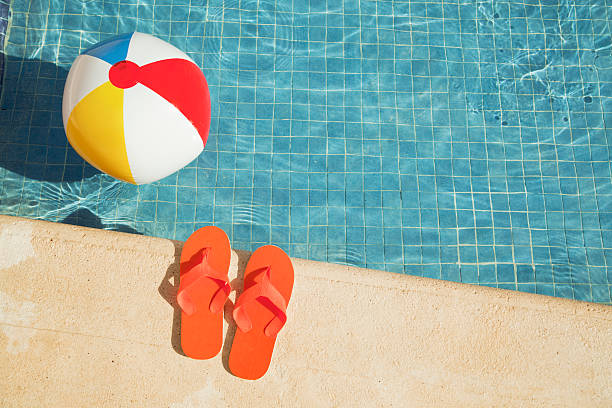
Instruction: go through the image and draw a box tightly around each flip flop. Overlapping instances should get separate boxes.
[177,226,231,359]
[229,245,294,380]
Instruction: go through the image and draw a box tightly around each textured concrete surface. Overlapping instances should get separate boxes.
[0,215,610,407]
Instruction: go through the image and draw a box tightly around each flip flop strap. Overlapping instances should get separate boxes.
[177,248,231,315]
[233,266,287,337]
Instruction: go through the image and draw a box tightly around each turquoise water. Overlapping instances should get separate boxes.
[1,0,611,303]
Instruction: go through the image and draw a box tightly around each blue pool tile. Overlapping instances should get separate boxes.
[496,264,514,283]
[591,286,611,304]
[517,284,536,294]
[175,223,194,241]
[516,265,535,283]
[177,204,195,223]
[441,264,461,282]
[573,285,592,302]
[554,284,575,299]
[156,201,176,223]
[460,265,478,284]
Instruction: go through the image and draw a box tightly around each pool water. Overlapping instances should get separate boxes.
[1,0,611,303]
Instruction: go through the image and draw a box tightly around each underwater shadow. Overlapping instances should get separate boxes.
[62,208,141,235]
[0,54,100,182]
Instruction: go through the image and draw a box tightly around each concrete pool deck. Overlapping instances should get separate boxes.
[0,215,610,406]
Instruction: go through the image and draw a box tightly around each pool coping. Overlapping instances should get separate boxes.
[1,214,611,406]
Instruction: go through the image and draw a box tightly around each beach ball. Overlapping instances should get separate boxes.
[62,32,211,184]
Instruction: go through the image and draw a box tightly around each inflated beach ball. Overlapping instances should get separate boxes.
[62,32,210,184]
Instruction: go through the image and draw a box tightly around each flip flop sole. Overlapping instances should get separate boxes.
[229,245,294,379]
[179,226,231,359]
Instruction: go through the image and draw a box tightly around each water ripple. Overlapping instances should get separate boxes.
[203,0,295,76]
[233,202,270,225]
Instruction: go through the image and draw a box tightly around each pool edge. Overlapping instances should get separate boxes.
[1,214,610,406]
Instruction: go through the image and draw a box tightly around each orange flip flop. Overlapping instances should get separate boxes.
[177,226,231,359]
[229,245,294,380]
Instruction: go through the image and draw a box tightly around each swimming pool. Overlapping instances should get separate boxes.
[1,0,611,304]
